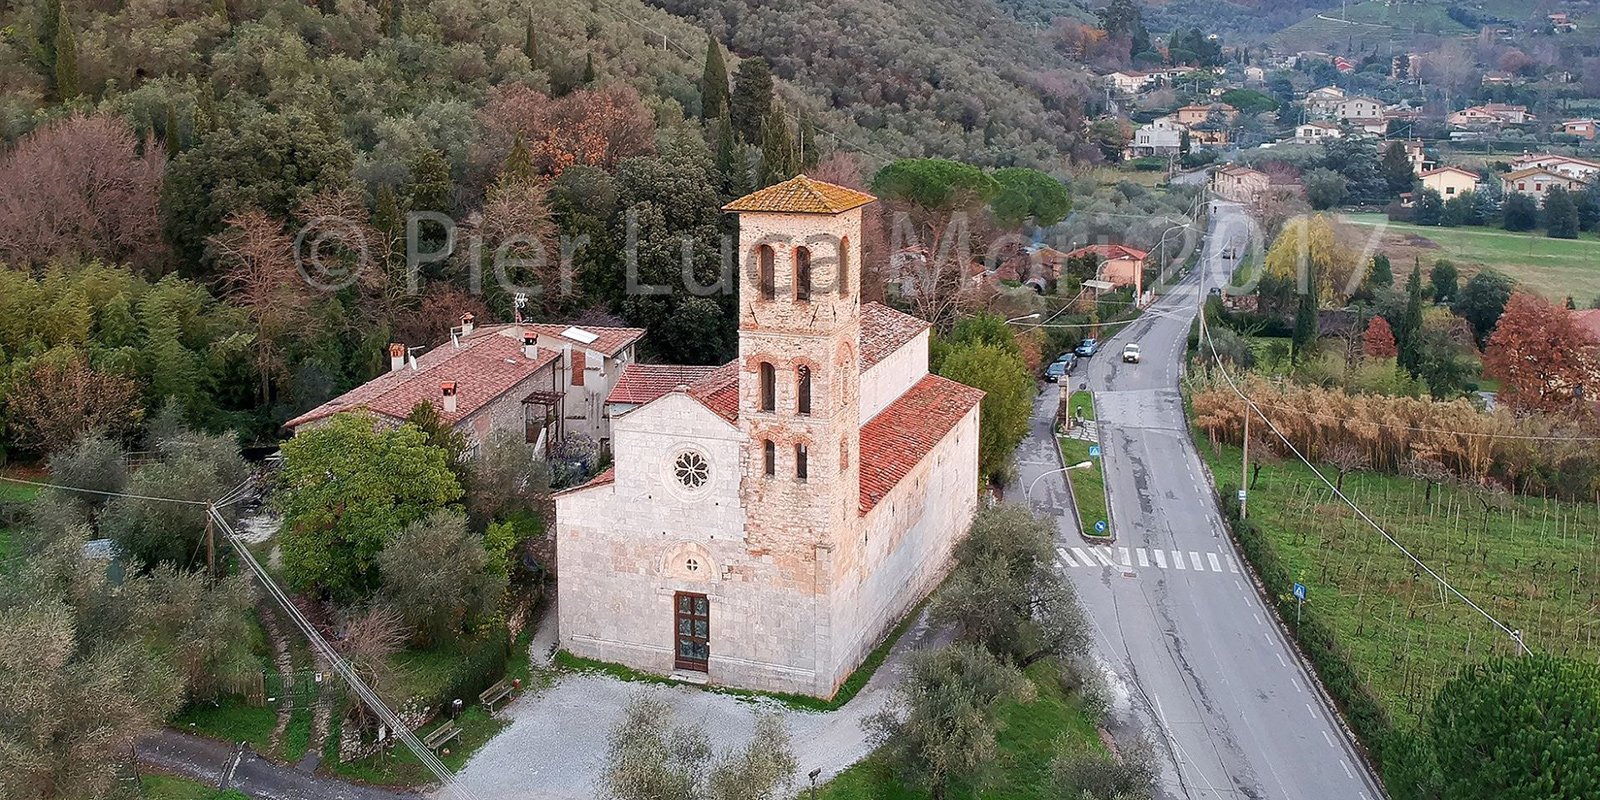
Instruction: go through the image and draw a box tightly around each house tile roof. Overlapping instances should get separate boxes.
[285,334,558,429]
[1063,244,1148,261]
[860,302,931,370]
[1420,166,1479,178]
[685,360,740,424]
[721,175,876,215]
[857,374,985,514]
[606,364,719,406]
[517,323,645,357]
[1503,166,1576,181]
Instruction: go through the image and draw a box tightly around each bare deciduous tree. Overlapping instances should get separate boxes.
[5,353,141,455]
[210,207,316,405]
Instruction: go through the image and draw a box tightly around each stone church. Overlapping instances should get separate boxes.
[554,176,984,698]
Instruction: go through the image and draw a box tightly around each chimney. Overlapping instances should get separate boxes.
[459,312,475,338]
[388,343,406,372]
[522,331,538,360]
[440,381,457,415]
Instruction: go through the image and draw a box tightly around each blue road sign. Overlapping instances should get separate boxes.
[1094,520,1108,533]
[1088,444,1102,458]
[1293,583,1307,601]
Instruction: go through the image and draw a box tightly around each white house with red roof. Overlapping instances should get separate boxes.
[285,316,644,454]
[553,176,984,697]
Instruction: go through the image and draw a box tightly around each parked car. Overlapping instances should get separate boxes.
[1044,361,1068,382]
[1074,338,1099,357]
[1054,352,1078,372]
[1122,343,1141,363]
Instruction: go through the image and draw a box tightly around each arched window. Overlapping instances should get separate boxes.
[757,245,775,301]
[796,366,812,416]
[794,247,812,301]
[795,443,808,482]
[758,362,775,412]
[763,440,775,477]
[838,237,851,298]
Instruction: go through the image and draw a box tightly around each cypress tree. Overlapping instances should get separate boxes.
[759,108,795,187]
[378,0,401,37]
[163,100,181,157]
[38,0,60,83]
[406,147,453,215]
[524,14,539,64]
[1397,262,1425,374]
[700,33,730,121]
[1291,271,1318,363]
[502,133,535,186]
[373,183,403,256]
[730,57,773,144]
[318,0,335,17]
[212,0,228,22]
[1370,253,1392,288]
[582,52,596,85]
[712,110,744,197]
[53,0,79,100]
[796,113,820,171]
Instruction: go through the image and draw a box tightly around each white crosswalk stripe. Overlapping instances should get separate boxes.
[1172,549,1185,570]
[1228,556,1241,573]
[1153,549,1167,569]
[1208,553,1223,572]
[1190,551,1204,571]
[1136,548,1149,567]
[1072,547,1095,566]
[1093,548,1117,567]
[1118,547,1132,566]
[1057,547,1079,567]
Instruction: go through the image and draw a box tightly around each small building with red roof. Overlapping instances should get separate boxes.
[555,175,984,699]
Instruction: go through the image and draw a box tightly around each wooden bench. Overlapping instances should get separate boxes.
[422,721,461,752]
[479,678,515,712]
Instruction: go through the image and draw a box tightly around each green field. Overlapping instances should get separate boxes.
[140,774,250,800]
[1339,213,1600,303]
[818,660,1103,800]
[1059,438,1111,538]
[1200,441,1600,725]
[1270,1,1468,54]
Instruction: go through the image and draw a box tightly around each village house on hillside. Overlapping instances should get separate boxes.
[284,316,644,455]
[553,176,985,698]
[1212,163,1270,204]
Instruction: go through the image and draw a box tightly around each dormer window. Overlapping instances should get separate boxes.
[795,247,812,301]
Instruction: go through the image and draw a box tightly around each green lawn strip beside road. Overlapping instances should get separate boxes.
[1058,438,1110,539]
[1196,439,1600,730]
[1066,390,1096,422]
[1339,212,1600,302]
[140,773,250,800]
[817,659,1103,800]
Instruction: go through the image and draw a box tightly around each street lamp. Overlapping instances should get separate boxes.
[1026,460,1094,504]
[1152,222,1194,287]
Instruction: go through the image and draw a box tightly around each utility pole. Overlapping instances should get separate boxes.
[205,503,217,580]
[1239,404,1251,520]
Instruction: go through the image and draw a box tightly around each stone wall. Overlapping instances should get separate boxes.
[860,331,929,420]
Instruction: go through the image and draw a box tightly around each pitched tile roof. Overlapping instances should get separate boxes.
[685,360,740,424]
[286,334,558,429]
[518,323,645,357]
[1064,244,1148,262]
[606,364,719,405]
[860,302,931,370]
[857,374,985,514]
[1420,166,1479,179]
[553,466,615,497]
[722,175,876,215]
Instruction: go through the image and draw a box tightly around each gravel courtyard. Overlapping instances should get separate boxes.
[446,609,949,800]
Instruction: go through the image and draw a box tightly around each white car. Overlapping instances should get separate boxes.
[1122,343,1141,363]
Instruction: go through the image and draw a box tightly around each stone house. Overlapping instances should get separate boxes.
[1127,119,1183,158]
[553,176,984,698]
[1213,164,1271,204]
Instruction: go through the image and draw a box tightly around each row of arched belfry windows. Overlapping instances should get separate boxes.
[755,241,850,302]
[757,363,811,415]
[762,439,808,482]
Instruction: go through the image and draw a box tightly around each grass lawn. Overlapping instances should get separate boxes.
[1197,440,1600,726]
[817,659,1103,800]
[1058,438,1110,538]
[1066,390,1096,422]
[1338,213,1600,303]
[140,773,250,800]
[1270,1,1467,53]
[172,698,277,752]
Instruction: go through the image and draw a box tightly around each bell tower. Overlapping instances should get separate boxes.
[722,176,875,557]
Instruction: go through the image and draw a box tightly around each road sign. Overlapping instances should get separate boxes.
[1237,489,1247,503]
[1293,582,1307,601]
[1094,520,1108,533]
[1089,444,1102,458]
[1293,582,1307,628]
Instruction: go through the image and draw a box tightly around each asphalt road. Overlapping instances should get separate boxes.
[138,728,418,800]
[1015,201,1385,800]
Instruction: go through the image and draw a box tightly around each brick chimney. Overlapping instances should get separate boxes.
[459,312,475,337]
[388,343,406,372]
[440,381,458,414]
[522,331,538,360]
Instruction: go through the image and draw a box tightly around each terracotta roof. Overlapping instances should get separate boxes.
[606,364,718,405]
[722,175,876,215]
[286,334,558,429]
[518,323,645,357]
[1420,166,1479,178]
[553,466,615,497]
[857,374,985,514]
[685,360,740,424]
[1503,166,1575,181]
[860,302,931,370]
[1064,244,1148,262]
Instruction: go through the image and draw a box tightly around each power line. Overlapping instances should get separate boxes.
[1227,398,1600,443]
[1195,255,1533,656]
[0,474,214,505]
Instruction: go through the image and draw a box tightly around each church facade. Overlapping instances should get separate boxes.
[553,176,984,698]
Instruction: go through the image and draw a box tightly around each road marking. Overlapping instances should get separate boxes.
[1208,553,1222,572]
[1136,548,1149,567]
[1277,653,1288,667]
[1235,579,1244,591]
[1118,547,1132,566]
[1228,556,1241,573]
[1172,550,1185,570]
[1294,679,1303,693]
[1190,551,1204,571]
[1323,730,1335,748]
[1341,760,1355,779]
[1072,547,1095,566]
[1057,547,1079,567]
[1094,548,1117,567]
[1306,703,1317,719]
[1253,612,1263,626]
[1152,549,1167,569]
